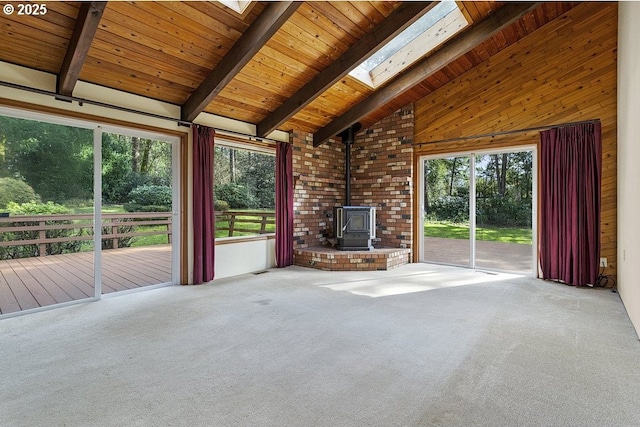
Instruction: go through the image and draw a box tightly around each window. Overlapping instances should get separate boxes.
[214,140,275,238]
[349,1,469,88]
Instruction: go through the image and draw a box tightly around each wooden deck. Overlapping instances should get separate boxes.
[0,245,172,315]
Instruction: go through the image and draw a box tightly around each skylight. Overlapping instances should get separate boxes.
[349,1,470,89]
[218,0,252,15]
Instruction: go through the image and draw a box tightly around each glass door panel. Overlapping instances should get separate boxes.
[423,156,470,267]
[475,152,533,273]
[0,115,94,314]
[100,132,173,295]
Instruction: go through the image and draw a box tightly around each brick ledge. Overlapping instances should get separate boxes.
[294,246,411,271]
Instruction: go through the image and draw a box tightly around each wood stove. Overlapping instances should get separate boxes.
[333,123,375,250]
[335,206,376,251]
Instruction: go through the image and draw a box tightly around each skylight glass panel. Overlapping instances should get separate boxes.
[350,1,469,89]
[218,0,252,15]
[360,1,457,72]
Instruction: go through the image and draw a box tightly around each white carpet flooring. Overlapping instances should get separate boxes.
[1,263,639,426]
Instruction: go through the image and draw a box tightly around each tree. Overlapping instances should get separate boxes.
[101,133,172,204]
[102,133,134,203]
[0,116,174,206]
[425,153,532,226]
[492,153,509,196]
[229,148,236,184]
[0,116,93,203]
[475,152,533,227]
[214,145,275,209]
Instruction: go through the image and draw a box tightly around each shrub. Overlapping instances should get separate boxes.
[214,200,230,211]
[426,194,532,227]
[0,201,84,259]
[214,183,257,209]
[427,195,468,223]
[123,203,171,213]
[6,200,70,215]
[127,185,171,207]
[0,178,40,209]
[476,197,532,227]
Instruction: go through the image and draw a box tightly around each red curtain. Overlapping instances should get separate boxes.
[275,141,294,267]
[539,122,601,286]
[192,125,215,284]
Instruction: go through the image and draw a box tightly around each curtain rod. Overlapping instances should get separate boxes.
[415,119,601,147]
[0,80,281,144]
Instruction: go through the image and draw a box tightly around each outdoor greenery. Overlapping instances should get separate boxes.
[0,177,40,209]
[0,116,175,258]
[214,145,275,210]
[0,201,86,259]
[424,221,532,245]
[214,211,275,238]
[0,116,278,259]
[0,117,172,208]
[424,153,533,244]
[0,118,94,203]
[124,184,172,212]
[101,132,172,205]
[211,145,276,239]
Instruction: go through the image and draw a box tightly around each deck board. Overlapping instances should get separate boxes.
[5,259,58,308]
[0,274,21,314]
[28,255,94,298]
[14,257,74,305]
[0,245,173,315]
[34,253,95,295]
[1,261,40,311]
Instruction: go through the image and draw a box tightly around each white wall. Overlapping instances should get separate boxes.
[617,1,640,338]
[215,238,276,279]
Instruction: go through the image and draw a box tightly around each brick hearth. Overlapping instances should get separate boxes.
[294,246,411,271]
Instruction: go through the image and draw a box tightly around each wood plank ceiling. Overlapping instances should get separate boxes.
[0,1,579,145]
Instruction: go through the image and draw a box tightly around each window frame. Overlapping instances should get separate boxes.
[213,137,276,243]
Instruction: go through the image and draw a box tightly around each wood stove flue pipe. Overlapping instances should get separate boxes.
[336,123,362,206]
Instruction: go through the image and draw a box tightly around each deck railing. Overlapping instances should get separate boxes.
[214,210,275,237]
[0,210,275,259]
[0,213,172,259]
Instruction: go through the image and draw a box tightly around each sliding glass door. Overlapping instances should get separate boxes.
[100,130,177,296]
[420,149,535,274]
[422,156,471,267]
[0,114,96,315]
[474,152,534,273]
[0,107,179,316]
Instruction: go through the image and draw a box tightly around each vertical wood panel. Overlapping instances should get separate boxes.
[414,2,618,278]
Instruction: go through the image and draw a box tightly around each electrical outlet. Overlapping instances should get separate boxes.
[600,257,608,268]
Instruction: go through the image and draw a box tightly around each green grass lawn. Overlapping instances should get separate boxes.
[131,226,170,247]
[72,204,125,214]
[425,221,532,244]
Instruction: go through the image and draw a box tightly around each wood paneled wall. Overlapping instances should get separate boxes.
[414,2,617,278]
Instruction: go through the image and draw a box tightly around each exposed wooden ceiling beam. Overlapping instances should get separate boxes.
[57,2,107,96]
[313,2,542,147]
[181,1,301,123]
[256,1,437,138]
